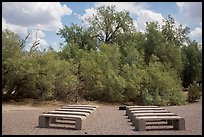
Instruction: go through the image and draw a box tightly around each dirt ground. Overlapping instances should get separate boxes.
[2,96,202,135]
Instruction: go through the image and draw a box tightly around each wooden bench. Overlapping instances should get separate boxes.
[39,114,88,130]
[47,111,90,123]
[126,107,165,118]
[126,106,159,114]
[133,115,185,131]
[39,105,98,130]
[131,112,177,125]
[128,110,170,121]
[57,107,98,117]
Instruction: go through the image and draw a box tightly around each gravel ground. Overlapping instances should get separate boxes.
[2,97,202,135]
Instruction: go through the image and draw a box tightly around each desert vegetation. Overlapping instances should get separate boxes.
[2,5,202,105]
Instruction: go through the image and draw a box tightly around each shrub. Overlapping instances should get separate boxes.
[139,56,186,106]
[188,82,201,102]
[80,43,125,102]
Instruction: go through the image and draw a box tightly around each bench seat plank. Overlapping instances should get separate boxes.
[126,107,165,117]
[40,113,86,118]
[127,106,159,108]
[131,110,169,113]
[55,108,93,113]
[129,107,165,110]
[129,110,171,120]
[133,112,176,116]
[47,111,90,117]
[61,107,96,111]
[136,115,182,120]
[65,105,98,108]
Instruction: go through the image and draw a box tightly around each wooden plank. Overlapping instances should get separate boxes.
[130,110,169,113]
[61,106,96,111]
[55,108,93,114]
[65,105,98,108]
[40,113,86,119]
[129,110,171,121]
[127,106,158,108]
[47,111,90,117]
[129,107,165,110]
[126,107,165,117]
[133,112,177,117]
[135,115,183,120]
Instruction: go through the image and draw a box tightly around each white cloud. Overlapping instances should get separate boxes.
[2,17,28,34]
[95,2,149,15]
[176,2,202,22]
[135,9,164,32]
[80,2,164,32]
[190,27,202,37]
[188,21,202,42]
[79,7,97,28]
[2,2,72,31]
[2,2,72,51]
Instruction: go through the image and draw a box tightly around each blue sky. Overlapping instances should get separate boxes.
[2,2,202,51]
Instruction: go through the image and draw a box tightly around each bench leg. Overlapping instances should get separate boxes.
[173,119,185,130]
[167,120,173,125]
[50,117,57,123]
[75,116,86,130]
[135,119,146,131]
[79,108,97,130]
[129,112,135,122]
[39,116,50,128]
[126,109,130,117]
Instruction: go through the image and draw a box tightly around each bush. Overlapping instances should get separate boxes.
[139,56,186,106]
[188,82,201,102]
[80,43,125,102]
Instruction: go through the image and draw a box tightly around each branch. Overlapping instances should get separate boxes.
[18,33,30,49]
[29,29,40,55]
[106,23,122,42]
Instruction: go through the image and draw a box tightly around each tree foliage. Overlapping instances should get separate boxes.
[57,24,97,50]
[87,5,135,43]
[2,5,202,105]
[181,41,202,87]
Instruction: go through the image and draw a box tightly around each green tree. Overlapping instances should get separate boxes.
[2,29,79,101]
[2,29,25,100]
[161,15,190,47]
[57,24,97,50]
[87,5,135,43]
[144,22,164,65]
[144,21,183,74]
[181,41,202,87]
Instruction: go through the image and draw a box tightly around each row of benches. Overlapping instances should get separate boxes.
[125,106,185,131]
[39,105,98,130]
